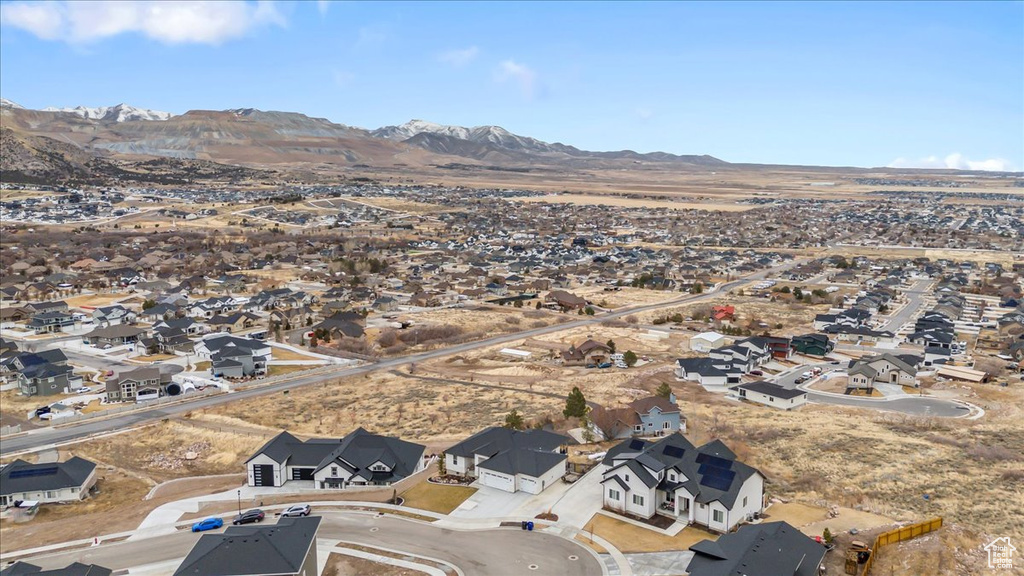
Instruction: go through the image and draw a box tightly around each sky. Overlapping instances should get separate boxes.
[1,1,1022,170]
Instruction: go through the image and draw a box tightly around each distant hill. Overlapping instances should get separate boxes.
[0,99,726,184]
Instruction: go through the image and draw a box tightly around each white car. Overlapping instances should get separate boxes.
[75,387,92,394]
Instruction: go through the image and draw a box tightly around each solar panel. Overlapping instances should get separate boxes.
[662,445,685,458]
[700,474,734,491]
[698,464,736,482]
[628,439,646,451]
[9,466,59,479]
[695,453,733,470]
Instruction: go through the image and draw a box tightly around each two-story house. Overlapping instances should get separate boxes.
[444,427,570,494]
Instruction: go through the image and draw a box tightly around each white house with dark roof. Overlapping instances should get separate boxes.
[246,428,426,489]
[600,434,764,533]
[734,381,807,410]
[0,456,97,506]
[444,427,570,494]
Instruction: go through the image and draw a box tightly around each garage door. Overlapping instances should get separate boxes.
[291,467,314,481]
[479,470,515,492]
[252,464,275,487]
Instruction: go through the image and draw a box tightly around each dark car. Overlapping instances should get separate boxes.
[584,364,597,369]
[232,509,265,525]
[750,370,764,376]
[597,362,613,369]
[35,406,51,417]
[281,504,311,517]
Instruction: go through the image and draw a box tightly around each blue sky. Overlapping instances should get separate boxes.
[1,1,1022,169]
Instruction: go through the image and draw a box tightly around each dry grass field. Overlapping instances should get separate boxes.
[513,193,754,211]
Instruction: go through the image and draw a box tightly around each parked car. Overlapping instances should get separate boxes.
[281,504,311,517]
[34,406,51,417]
[192,517,224,532]
[75,387,92,394]
[584,364,597,369]
[597,362,613,369]
[749,370,763,376]
[233,509,265,525]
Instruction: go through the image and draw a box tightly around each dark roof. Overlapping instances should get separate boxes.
[735,381,807,400]
[173,516,321,576]
[314,428,425,483]
[0,457,96,497]
[628,395,680,415]
[447,427,569,478]
[246,431,339,467]
[687,521,826,576]
[0,562,111,576]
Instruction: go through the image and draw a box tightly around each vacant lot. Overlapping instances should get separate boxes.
[581,513,719,553]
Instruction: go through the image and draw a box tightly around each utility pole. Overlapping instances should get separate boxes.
[237,489,241,516]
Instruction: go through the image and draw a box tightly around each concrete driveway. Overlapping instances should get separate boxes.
[449,483,536,519]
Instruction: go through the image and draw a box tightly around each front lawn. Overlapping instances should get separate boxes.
[399,481,477,515]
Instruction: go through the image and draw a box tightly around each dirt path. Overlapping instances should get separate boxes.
[388,370,564,400]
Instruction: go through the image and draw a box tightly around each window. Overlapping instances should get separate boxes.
[634,425,642,432]
[331,467,338,476]
[45,491,56,499]
[608,489,620,501]
[743,496,748,507]
[663,421,671,429]
[713,509,724,523]
[668,472,676,482]
[625,474,629,482]
[632,494,645,506]
[451,455,458,465]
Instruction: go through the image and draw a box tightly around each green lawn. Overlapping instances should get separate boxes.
[399,482,477,515]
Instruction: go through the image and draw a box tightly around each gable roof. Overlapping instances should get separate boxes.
[0,457,96,496]
[173,516,321,576]
[314,428,425,482]
[735,381,807,400]
[687,521,826,576]
[0,562,111,576]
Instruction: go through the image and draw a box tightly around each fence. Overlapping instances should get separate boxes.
[861,517,943,576]
[0,424,22,437]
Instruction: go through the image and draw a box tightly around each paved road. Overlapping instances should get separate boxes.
[773,362,969,417]
[0,259,808,456]
[879,278,933,333]
[19,512,600,576]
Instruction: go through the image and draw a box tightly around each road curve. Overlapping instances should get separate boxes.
[17,512,601,576]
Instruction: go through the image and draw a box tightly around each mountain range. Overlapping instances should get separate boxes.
[0,98,724,184]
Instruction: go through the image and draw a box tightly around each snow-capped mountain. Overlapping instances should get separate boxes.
[0,98,25,109]
[373,119,575,155]
[41,103,173,122]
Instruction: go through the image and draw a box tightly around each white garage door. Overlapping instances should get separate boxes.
[479,470,515,492]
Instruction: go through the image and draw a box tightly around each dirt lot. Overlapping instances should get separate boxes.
[0,472,241,554]
[323,552,428,576]
[63,293,131,308]
[69,420,268,483]
[634,296,827,336]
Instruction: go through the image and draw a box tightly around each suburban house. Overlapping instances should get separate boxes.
[686,521,826,576]
[545,290,588,310]
[444,427,570,494]
[312,312,366,340]
[92,305,137,327]
[186,296,238,318]
[3,350,80,397]
[601,434,764,532]
[848,353,920,392]
[196,334,271,379]
[690,332,727,353]
[207,311,262,333]
[734,381,807,410]
[675,357,743,388]
[246,428,426,489]
[0,457,97,506]
[561,339,612,366]
[173,516,321,576]
[587,395,685,439]
[0,562,112,576]
[27,310,75,334]
[791,334,834,357]
[84,325,147,347]
[105,367,175,403]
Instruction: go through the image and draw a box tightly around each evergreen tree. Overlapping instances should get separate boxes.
[563,386,587,418]
[504,409,525,430]
[656,382,673,398]
[623,350,638,367]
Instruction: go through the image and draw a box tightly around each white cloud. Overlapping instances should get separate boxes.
[437,46,479,67]
[0,1,285,45]
[494,59,537,99]
[887,153,1014,172]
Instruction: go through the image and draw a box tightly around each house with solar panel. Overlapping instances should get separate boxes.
[0,457,97,506]
[600,433,764,533]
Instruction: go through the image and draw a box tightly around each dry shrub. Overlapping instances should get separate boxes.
[600,319,628,328]
[530,320,547,328]
[966,444,1020,462]
[524,310,548,319]
[377,329,399,348]
[625,315,638,325]
[398,325,464,346]
[336,338,372,355]
[924,433,967,448]
[743,426,796,443]
[505,316,521,325]
[999,469,1024,482]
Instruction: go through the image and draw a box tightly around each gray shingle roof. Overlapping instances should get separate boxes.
[1,561,111,576]
[687,521,826,576]
[173,516,321,576]
[0,457,95,497]
[735,381,807,400]
[447,427,570,477]
[314,428,425,483]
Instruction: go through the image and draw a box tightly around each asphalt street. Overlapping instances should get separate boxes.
[773,362,969,417]
[0,259,808,456]
[18,512,601,576]
[879,278,933,333]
